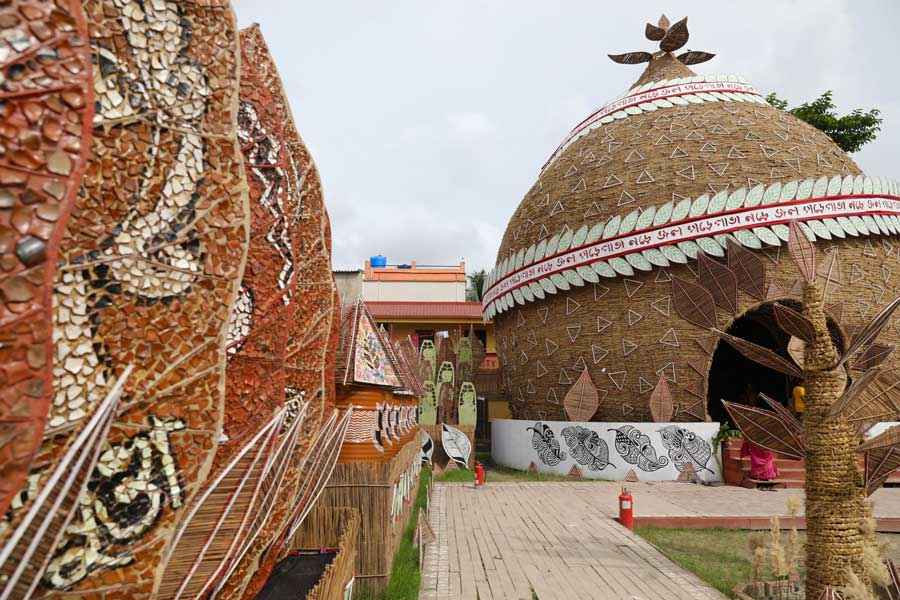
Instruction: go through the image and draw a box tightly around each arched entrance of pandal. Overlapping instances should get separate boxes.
[706,299,846,424]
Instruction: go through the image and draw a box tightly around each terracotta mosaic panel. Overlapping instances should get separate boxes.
[0,0,94,521]
[213,25,343,600]
[0,1,251,597]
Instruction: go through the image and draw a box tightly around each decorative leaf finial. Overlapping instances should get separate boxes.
[610,15,715,66]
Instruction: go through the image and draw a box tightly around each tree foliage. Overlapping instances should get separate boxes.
[765,91,882,153]
[466,270,486,302]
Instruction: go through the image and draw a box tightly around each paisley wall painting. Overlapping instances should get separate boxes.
[492,419,722,482]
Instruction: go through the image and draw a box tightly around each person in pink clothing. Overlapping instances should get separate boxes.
[740,439,779,481]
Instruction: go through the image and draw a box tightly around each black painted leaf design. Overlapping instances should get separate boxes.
[609,425,668,472]
[527,422,566,466]
[420,430,434,464]
[561,426,610,471]
[658,425,713,473]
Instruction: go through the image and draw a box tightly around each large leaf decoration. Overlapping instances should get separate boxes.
[714,330,803,378]
[838,296,900,368]
[726,240,767,300]
[609,425,669,472]
[563,368,600,422]
[698,253,738,314]
[527,422,566,466]
[441,424,472,469]
[859,426,900,495]
[660,17,689,52]
[722,401,806,460]
[773,303,815,343]
[561,426,611,471]
[840,370,900,429]
[608,51,652,64]
[853,343,895,372]
[672,276,718,330]
[649,375,674,422]
[787,220,817,283]
[645,22,666,40]
[658,426,713,474]
[830,367,884,419]
[787,336,806,368]
[758,393,803,438]
[677,50,715,65]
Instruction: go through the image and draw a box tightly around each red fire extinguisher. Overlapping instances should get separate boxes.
[618,487,634,530]
[474,461,485,487]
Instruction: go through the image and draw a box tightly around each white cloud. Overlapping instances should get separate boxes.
[235,1,899,273]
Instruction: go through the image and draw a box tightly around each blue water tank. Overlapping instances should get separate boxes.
[370,255,387,268]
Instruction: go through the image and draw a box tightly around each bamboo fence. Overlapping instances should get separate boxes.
[290,507,360,600]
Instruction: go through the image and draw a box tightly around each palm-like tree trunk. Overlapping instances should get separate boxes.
[802,282,865,597]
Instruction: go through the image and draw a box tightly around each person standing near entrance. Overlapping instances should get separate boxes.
[739,385,779,481]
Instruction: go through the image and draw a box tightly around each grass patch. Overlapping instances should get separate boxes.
[362,466,432,600]
[635,526,900,598]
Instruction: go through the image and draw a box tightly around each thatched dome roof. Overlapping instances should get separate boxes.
[484,16,900,422]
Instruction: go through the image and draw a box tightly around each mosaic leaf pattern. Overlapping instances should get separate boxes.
[527,422,566,466]
[561,426,611,471]
[609,425,668,471]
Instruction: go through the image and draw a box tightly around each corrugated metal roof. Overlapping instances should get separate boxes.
[366,301,485,321]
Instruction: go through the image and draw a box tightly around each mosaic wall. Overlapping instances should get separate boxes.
[216,25,344,600]
[1,0,250,597]
[491,69,900,422]
[0,0,94,523]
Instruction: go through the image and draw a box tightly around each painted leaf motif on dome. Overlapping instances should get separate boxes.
[561,426,611,471]
[609,425,669,472]
[527,422,566,466]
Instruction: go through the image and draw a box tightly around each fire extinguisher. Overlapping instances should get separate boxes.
[618,487,634,530]
[474,461,485,487]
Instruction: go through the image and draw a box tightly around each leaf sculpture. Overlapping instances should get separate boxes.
[841,370,900,430]
[838,296,900,368]
[698,253,738,314]
[788,336,806,368]
[830,368,883,418]
[758,393,803,439]
[660,17,689,52]
[649,375,674,423]
[645,22,666,40]
[608,51,652,64]
[441,424,472,469]
[715,330,803,378]
[722,401,806,460]
[773,303,815,342]
[564,369,600,422]
[788,220,817,283]
[859,426,900,496]
[527,422,566,466]
[727,240,767,300]
[672,276,718,330]
[677,50,715,65]
[609,425,669,471]
[853,343,894,371]
[658,425,714,474]
[420,430,434,464]
[561,426,611,471]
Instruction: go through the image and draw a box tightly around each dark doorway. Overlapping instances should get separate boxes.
[707,300,845,425]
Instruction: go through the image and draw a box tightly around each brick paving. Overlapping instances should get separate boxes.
[419,482,728,600]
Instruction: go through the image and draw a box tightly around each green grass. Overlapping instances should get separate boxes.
[635,526,900,598]
[364,467,432,600]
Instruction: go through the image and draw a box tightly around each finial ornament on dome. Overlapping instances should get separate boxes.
[609,15,715,66]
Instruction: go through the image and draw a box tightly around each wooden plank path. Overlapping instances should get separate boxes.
[419,482,727,600]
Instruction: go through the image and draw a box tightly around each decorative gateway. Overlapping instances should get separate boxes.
[319,299,424,598]
[152,25,349,600]
[0,0,251,598]
[485,14,900,482]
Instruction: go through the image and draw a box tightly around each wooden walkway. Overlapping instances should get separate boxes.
[419,482,727,600]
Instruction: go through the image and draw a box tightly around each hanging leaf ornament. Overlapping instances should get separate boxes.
[672,276,717,330]
[727,240,767,300]
[564,369,600,421]
[787,220,817,283]
[698,253,738,314]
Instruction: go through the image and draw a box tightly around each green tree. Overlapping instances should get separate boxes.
[466,270,486,302]
[765,91,882,153]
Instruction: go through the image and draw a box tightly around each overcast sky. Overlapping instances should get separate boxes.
[234,1,899,273]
